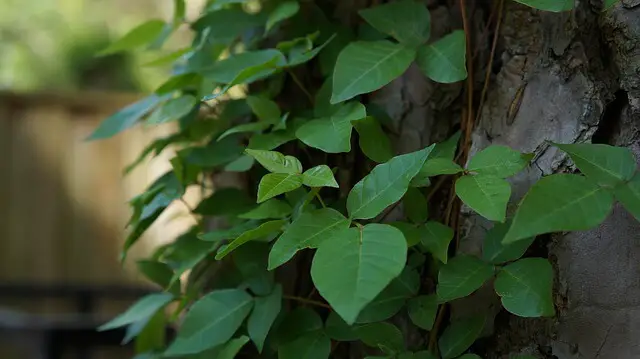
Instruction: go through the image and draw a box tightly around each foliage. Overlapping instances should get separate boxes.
[92,0,631,358]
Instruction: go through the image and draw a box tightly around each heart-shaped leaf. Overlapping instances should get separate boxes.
[438,315,485,359]
[407,295,438,330]
[356,322,404,353]
[437,255,494,302]
[352,116,394,163]
[482,221,534,264]
[248,285,282,352]
[303,165,339,188]
[553,143,636,186]
[467,145,532,178]
[257,173,304,203]
[416,30,467,83]
[494,258,555,317]
[357,267,419,323]
[245,149,302,174]
[296,102,366,153]
[358,0,431,46]
[420,221,454,264]
[455,175,511,222]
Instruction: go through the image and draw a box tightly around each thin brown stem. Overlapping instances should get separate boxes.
[476,0,505,124]
[283,295,331,309]
[288,70,314,105]
[460,0,475,165]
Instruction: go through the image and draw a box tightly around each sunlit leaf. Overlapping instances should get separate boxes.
[245,149,303,174]
[257,173,304,203]
[303,165,339,188]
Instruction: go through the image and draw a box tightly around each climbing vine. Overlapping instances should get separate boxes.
[92,0,634,358]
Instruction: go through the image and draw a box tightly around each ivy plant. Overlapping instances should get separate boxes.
[92,0,630,359]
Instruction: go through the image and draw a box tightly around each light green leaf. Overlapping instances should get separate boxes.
[296,102,366,153]
[98,293,173,331]
[146,95,196,125]
[207,56,285,101]
[403,187,429,224]
[245,149,302,174]
[154,73,201,94]
[455,175,511,222]
[495,258,555,317]
[247,96,281,122]
[164,289,253,356]
[504,174,615,243]
[218,122,271,141]
[438,315,485,359]
[215,219,287,260]
[614,172,640,221]
[553,143,637,186]
[269,208,350,270]
[279,330,331,359]
[352,116,393,163]
[482,221,534,264]
[257,173,304,203]
[87,95,164,140]
[266,1,300,32]
[331,41,416,104]
[303,165,339,188]
[358,0,431,46]
[416,30,467,83]
[357,267,419,323]
[248,285,282,352]
[144,48,191,67]
[311,224,408,324]
[419,158,464,177]
[420,221,453,264]
[347,145,435,219]
[468,145,531,178]
[239,199,292,220]
[326,311,358,341]
[437,255,494,302]
[356,322,404,353]
[99,20,166,55]
[511,0,573,12]
[407,295,438,330]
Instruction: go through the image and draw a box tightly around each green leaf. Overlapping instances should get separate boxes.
[358,0,431,46]
[279,330,331,359]
[155,73,201,94]
[420,221,454,264]
[268,208,350,269]
[511,0,573,12]
[604,0,619,9]
[331,41,416,104]
[419,158,464,177]
[347,145,435,219]
[98,293,174,331]
[455,175,511,222]
[311,223,407,324]
[248,130,296,150]
[407,295,438,330]
[482,221,534,264]
[494,258,555,317]
[614,172,640,221]
[296,102,366,153]
[192,9,262,43]
[194,188,254,216]
[218,122,271,141]
[467,145,531,178]
[390,222,422,247]
[99,20,166,55]
[257,173,304,203]
[504,174,615,243]
[357,267,420,323]
[164,289,253,356]
[204,49,286,84]
[87,95,164,140]
[225,155,255,172]
[437,255,494,302]
[248,285,282,352]
[356,322,404,353]
[216,336,251,359]
[233,242,275,296]
[245,149,303,174]
[438,315,485,359]
[247,96,281,123]
[403,187,429,224]
[352,116,393,163]
[144,48,191,67]
[275,307,323,344]
[431,131,462,160]
[553,143,637,186]
[326,311,358,341]
[146,95,197,124]
[266,1,300,32]
[136,260,180,295]
[239,199,292,220]
[179,137,244,169]
[303,165,339,188]
[416,30,467,83]
[287,34,337,67]
[215,220,287,260]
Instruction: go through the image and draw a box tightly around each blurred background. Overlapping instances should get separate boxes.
[0,0,202,357]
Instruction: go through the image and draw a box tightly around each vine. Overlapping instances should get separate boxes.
[92,0,633,359]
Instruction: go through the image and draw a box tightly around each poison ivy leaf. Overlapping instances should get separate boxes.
[136,260,180,295]
[403,187,429,224]
[245,149,303,174]
[326,311,358,341]
[503,174,615,243]
[511,0,573,12]
[87,95,164,140]
[218,122,271,141]
[287,34,336,67]
[164,289,253,356]
[296,102,366,153]
[356,322,404,353]
[467,145,532,178]
[279,330,331,359]
[247,96,281,123]
[257,173,304,203]
[347,145,435,219]
[614,172,640,221]
[358,0,431,46]
[438,315,485,359]
[482,221,534,264]
[275,307,323,344]
[203,49,286,84]
[269,208,350,269]
[146,95,197,124]
[98,293,174,331]
[248,130,296,150]
[194,188,255,216]
[353,116,393,163]
[431,131,462,160]
[216,336,251,359]
[303,165,339,188]
[266,1,300,32]
[437,255,494,302]
[311,224,407,324]
[192,9,262,43]
[357,267,420,323]
[331,41,416,104]
[455,175,511,222]
[390,222,422,247]
[419,158,464,177]
[155,73,201,94]
[407,295,438,330]
[225,155,255,172]
[416,30,467,83]
[215,220,287,260]
[239,199,292,220]
[99,20,166,55]
[248,285,282,352]
[553,143,636,186]
[421,221,454,264]
[495,258,555,317]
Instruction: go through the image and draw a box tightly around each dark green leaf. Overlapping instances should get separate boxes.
[438,315,485,359]
[274,307,323,344]
[358,0,431,46]
[247,96,281,123]
[437,255,494,302]
[144,48,191,67]
[553,143,636,186]
[248,285,282,352]
[136,260,180,295]
[215,220,287,260]
[495,258,555,317]
[218,122,271,141]
[482,221,534,264]
[511,0,573,12]
[194,188,254,216]
[239,199,292,220]
[180,136,244,168]
[303,165,339,188]
[233,242,274,296]
[87,95,164,140]
[403,187,429,224]
[420,221,454,264]
[192,9,262,43]
[390,222,422,247]
[407,295,438,330]
[455,175,511,222]
[326,311,358,341]
[296,102,366,153]
[287,34,336,67]
[245,149,303,174]
[257,173,304,203]
[356,322,404,353]
[416,31,467,83]
[216,336,250,359]
[419,158,464,177]
[98,293,174,331]
[352,116,393,163]
[458,355,483,359]
[357,267,419,323]
[147,95,197,124]
[204,49,286,84]
[468,145,531,178]
[614,172,640,221]
[248,130,296,150]
[225,155,255,172]
[431,131,461,160]
[99,20,166,55]
[279,331,331,359]
[266,1,300,32]
[155,73,201,94]
[134,310,166,352]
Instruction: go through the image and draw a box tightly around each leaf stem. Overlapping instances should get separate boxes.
[287,70,314,105]
[315,193,327,208]
[283,295,331,309]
